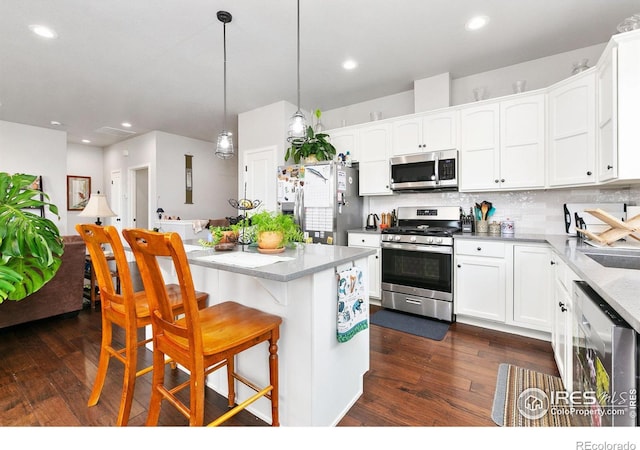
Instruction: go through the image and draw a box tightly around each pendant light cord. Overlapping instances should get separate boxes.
[296,0,301,111]
[223,20,228,131]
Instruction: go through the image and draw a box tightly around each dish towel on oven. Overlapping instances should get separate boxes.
[336,266,368,343]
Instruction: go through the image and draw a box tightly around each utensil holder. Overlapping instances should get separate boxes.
[476,220,488,233]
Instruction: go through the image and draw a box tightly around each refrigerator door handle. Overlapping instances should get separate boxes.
[296,188,305,231]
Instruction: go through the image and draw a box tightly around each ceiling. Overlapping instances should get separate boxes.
[1,0,638,148]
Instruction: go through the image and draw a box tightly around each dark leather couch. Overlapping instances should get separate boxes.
[0,235,86,329]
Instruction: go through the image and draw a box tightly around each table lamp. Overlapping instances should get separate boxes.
[79,192,116,226]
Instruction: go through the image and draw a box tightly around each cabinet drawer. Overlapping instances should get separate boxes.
[348,233,380,248]
[455,240,505,258]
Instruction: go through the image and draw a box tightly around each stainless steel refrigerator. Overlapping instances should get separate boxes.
[276,161,362,246]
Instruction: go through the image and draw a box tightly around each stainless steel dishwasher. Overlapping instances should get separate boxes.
[573,281,637,426]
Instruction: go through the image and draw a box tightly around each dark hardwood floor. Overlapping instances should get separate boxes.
[0,303,557,427]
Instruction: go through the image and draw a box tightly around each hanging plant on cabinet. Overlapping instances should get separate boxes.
[285,109,336,164]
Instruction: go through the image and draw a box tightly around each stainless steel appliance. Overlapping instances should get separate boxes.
[276,161,362,246]
[389,149,458,192]
[573,281,637,426]
[380,206,461,322]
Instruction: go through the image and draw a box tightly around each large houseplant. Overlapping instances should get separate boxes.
[249,210,304,251]
[0,172,62,302]
[285,110,337,164]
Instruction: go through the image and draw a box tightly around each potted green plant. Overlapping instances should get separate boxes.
[249,210,304,253]
[285,110,337,164]
[0,172,62,302]
[198,221,245,250]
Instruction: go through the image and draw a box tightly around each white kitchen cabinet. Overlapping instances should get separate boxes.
[358,123,392,196]
[391,110,458,156]
[459,94,545,192]
[547,69,596,187]
[459,102,500,191]
[327,126,360,162]
[550,251,580,391]
[596,46,618,182]
[511,244,552,331]
[454,240,507,322]
[499,94,546,189]
[348,232,381,300]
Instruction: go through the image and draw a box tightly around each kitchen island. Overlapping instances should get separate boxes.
[156,242,375,426]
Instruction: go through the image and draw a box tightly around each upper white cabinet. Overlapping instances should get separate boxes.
[547,70,596,187]
[328,126,360,162]
[596,47,618,182]
[358,123,392,196]
[459,102,500,191]
[459,93,545,192]
[391,110,458,156]
[499,94,546,189]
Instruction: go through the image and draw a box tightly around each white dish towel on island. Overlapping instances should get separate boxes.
[336,266,368,343]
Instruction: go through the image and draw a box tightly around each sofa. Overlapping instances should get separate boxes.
[0,235,86,329]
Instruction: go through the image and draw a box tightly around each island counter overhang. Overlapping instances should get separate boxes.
[154,242,375,426]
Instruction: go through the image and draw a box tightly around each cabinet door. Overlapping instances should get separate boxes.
[455,255,506,322]
[359,160,391,196]
[423,110,458,151]
[553,278,573,391]
[597,48,618,182]
[329,127,360,162]
[459,103,500,191]
[358,123,391,162]
[500,94,546,189]
[368,248,381,299]
[512,245,552,331]
[391,117,422,156]
[548,71,596,186]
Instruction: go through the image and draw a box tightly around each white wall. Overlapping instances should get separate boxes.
[0,120,69,234]
[322,42,607,130]
[155,131,237,221]
[67,142,105,233]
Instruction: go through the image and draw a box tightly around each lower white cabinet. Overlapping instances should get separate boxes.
[550,251,580,390]
[455,240,552,335]
[454,240,507,322]
[348,232,381,299]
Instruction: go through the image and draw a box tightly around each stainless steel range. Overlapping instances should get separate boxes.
[381,206,461,322]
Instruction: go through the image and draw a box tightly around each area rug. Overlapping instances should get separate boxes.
[370,309,449,341]
[492,363,574,427]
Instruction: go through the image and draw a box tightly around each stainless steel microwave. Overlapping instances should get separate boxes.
[389,149,458,191]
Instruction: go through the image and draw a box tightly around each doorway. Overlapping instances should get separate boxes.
[129,166,150,230]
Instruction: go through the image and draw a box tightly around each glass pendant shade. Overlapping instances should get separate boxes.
[215,130,234,159]
[287,110,307,145]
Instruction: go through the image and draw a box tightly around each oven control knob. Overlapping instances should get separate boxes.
[426,237,434,244]
[435,237,443,244]
[410,236,417,242]
[394,235,401,241]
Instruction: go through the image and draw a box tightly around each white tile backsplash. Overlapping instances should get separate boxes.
[367,185,640,235]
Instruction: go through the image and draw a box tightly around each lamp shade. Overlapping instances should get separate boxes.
[79,193,116,219]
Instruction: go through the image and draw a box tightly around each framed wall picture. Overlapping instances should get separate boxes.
[67,175,91,211]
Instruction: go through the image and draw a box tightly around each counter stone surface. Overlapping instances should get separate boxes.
[184,241,375,282]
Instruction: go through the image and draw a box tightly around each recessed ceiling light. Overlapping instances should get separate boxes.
[82,139,91,144]
[465,15,490,31]
[50,120,62,126]
[121,122,132,128]
[342,59,358,70]
[29,24,58,39]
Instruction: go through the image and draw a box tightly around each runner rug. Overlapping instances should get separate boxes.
[370,309,449,341]
[492,363,574,426]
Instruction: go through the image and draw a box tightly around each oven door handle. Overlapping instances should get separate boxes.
[381,242,453,254]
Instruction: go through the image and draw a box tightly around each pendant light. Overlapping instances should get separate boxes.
[215,10,234,159]
[287,0,307,147]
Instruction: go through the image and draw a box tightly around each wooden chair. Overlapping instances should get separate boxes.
[122,228,282,426]
[75,224,208,426]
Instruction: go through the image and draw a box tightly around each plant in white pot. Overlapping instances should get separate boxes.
[0,172,62,302]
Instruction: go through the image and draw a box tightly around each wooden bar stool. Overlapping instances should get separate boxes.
[122,228,282,426]
[76,224,208,426]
